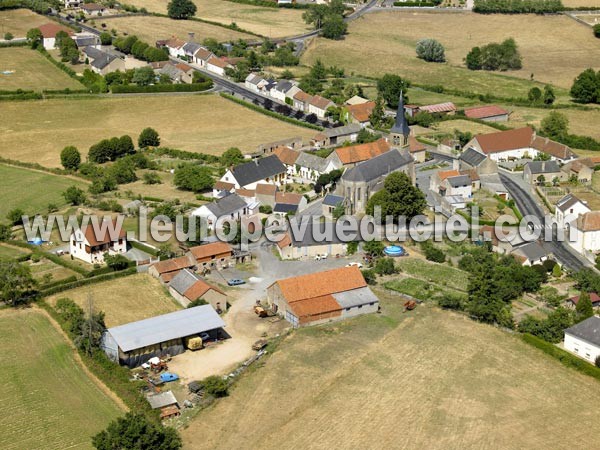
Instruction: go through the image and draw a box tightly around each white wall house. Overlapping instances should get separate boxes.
[219,155,286,190]
[69,223,127,264]
[567,211,600,258]
[564,316,600,364]
[555,194,590,229]
[308,95,335,119]
[191,193,253,230]
[206,56,231,76]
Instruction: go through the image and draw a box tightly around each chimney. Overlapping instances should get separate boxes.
[188,32,195,42]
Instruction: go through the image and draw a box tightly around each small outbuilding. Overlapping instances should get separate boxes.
[564,316,600,363]
[168,269,227,312]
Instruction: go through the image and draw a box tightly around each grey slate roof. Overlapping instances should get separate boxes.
[274,203,298,214]
[459,148,487,167]
[245,73,263,85]
[147,391,178,409]
[390,91,410,137]
[205,193,248,217]
[556,194,587,213]
[526,160,560,174]
[512,241,547,262]
[106,305,225,352]
[169,268,200,295]
[75,36,98,47]
[447,175,471,188]
[564,316,600,347]
[183,42,202,55]
[341,149,413,183]
[295,152,329,173]
[333,286,379,309]
[159,63,183,80]
[321,123,361,139]
[273,79,293,93]
[82,46,105,60]
[323,194,344,207]
[90,52,118,70]
[231,155,286,188]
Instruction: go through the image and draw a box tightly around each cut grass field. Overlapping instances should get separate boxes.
[0,243,29,259]
[0,94,316,167]
[302,11,599,96]
[182,298,600,449]
[46,273,181,327]
[121,0,310,37]
[506,106,600,141]
[0,164,88,218]
[0,9,48,37]
[95,15,253,43]
[428,119,500,137]
[395,258,469,292]
[0,47,83,91]
[0,309,121,450]
[29,257,81,283]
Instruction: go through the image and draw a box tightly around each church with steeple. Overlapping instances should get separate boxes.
[389,91,410,148]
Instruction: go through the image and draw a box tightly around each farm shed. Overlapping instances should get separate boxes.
[101,305,225,368]
[266,266,378,327]
[168,268,228,312]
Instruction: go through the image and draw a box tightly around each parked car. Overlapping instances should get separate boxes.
[315,253,328,261]
[346,262,363,269]
[227,278,246,286]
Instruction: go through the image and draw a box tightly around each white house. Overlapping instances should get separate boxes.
[564,316,600,364]
[308,95,335,119]
[295,151,339,181]
[245,74,268,93]
[162,37,186,58]
[70,221,127,264]
[269,80,296,103]
[555,194,590,229]
[191,193,254,230]
[192,47,213,67]
[38,23,74,50]
[567,211,600,257]
[430,169,472,199]
[206,56,231,76]
[64,0,81,7]
[510,241,549,266]
[219,155,286,190]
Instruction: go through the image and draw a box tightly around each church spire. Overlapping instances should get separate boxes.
[390,91,410,148]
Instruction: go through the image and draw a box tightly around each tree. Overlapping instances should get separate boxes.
[528,87,542,104]
[62,186,87,206]
[7,208,24,225]
[374,257,397,275]
[376,74,409,108]
[4,32,13,41]
[552,263,562,278]
[167,0,197,19]
[138,127,160,148]
[321,14,347,40]
[369,96,386,128]
[575,291,594,322]
[0,260,37,306]
[92,412,181,450]
[132,66,155,86]
[570,68,599,104]
[0,223,12,241]
[104,253,130,271]
[536,174,546,186]
[465,39,521,71]
[108,159,137,184]
[99,31,112,45]
[415,38,445,63]
[302,4,330,29]
[363,240,384,257]
[174,165,213,192]
[60,146,81,170]
[366,172,426,223]
[26,28,42,48]
[201,375,229,397]
[220,148,244,168]
[310,59,327,80]
[541,111,569,140]
[465,46,482,70]
[361,269,377,285]
[594,23,600,38]
[421,242,445,263]
[543,85,555,105]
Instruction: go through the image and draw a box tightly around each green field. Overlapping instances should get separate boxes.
[182,296,600,449]
[0,47,83,91]
[396,258,469,291]
[0,243,29,259]
[0,164,88,218]
[0,309,122,450]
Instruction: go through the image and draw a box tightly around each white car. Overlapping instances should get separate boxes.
[315,253,328,261]
[346,262,363,269]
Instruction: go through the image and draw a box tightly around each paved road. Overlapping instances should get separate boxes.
[499,172,591,272]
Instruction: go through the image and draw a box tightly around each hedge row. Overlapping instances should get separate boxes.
[220,92,323,131]
[37,48,88,90]
[86,261,136,278]
[130,239,159,256]
[39,275,78,290]
[0,40,27,48]
[223,0,309,9]
[393,1,436,6]
[111,81,213,94]
[40,267,137,296]
[0,157,77,177]
[0,92,43,101]
[522,333,600,382]
[149,147,220,163]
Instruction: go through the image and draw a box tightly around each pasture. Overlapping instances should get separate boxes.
[182,298,600,449]
[302,11,600,95]
[0,94,315,167]
[0,243,29,259]
[0,309,122,450]
[94,15,252,43]
[0,164,88,218]
[46,273,181,327]
[0,47,83,91]
[0,9,48,37]
[29,257,81,283]
[120,0,310,37]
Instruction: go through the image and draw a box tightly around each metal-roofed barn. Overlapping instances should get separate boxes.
[101,305,225,367]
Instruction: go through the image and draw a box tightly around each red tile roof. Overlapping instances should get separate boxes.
[310,95,334,110]
[474,127,534,154]
[151,255,194,275]
[82,219,126,246]
[184,279,225,300]
[189,242,233,261]
[38,23,73,39]
[276,232,292,249]
[346,101,375,123]
[275,192,303,205]
[207,56,230,69]
[576,211,600,232]
[273,146,299,166]
[531,136,574,160]
[255,183,277,195]
[464,105,509,120]
[293,91,312,103]
[214,180,234,191]
[236,188,255,198]
[194,48,213,61]
[437,169,460,181]
[334,138,391,165]
[409,136,426,153]
[288,294,342,319]
[175,62,193,72]
[164,36,185,49]
[419,102,456,114]
[569,292,600,305]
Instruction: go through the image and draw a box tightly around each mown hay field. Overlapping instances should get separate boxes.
[182,296,600,449]
[0,94,315,167]
[302,11,600,95]
[0,47,83,91]
[46,273,181,327]
[0,309,122,450]
[121,0,310,37]
[0,9,49,37]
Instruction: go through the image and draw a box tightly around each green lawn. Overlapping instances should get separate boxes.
[0,310,122,450]
[0,243,29,259]
[0,164,88,218]
[396,258,469,292]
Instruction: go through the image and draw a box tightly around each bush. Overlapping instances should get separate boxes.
[465,38,522,71]
[187,299,208,308]
[60,146,81,170]
[143,172,162,185]
[199,375,229,397]
[595,24,600,39]
[415,38,445,63]
[111,82,212,94]
[361,269,377,285]
[174,164,213,192]
[421,242,445,263]
[473,0,562,13]
[437,293,465,310]
[259,205,272,214]
[138,127,160,148]
[374,257,397,275]
[62,185,87,206]
[6,208,24,225]
[4,32,13,40]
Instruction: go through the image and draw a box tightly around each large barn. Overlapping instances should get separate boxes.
[266,266,379,327]
[101,305,225,367]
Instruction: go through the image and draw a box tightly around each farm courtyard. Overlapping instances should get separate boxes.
[0,94,316,167]
[302,11,600,96]
[182,298,600,449]
[0,309,122,450]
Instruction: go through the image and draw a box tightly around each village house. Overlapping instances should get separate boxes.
[564,316,600,363]
[340,148,415,215]
[561,159,595,184]
[212,180,235,199]
[188,242,235,271]
[272,145,300,176]
[464,127,576,163]
[266,266,378,327]
[430,169,472,198]
[311,124,362,148]
[37,23,73,50]
[523,160,565,185]
[159,37,186,58]
[206,56,231,76]
[168,269,227,312]
[73,32,99,48]
[256,137,303,155]
[345,95,370,106]
[276,223,347,260]
[191,47,213,67]
[69,220,127,264]
[83,46,125,75]
[269,80,297,103]
[463,105,509,122]
[404,102,456,117]
[245,74,269,93]
[191,193,254,230]
[457,147,498,176]
[461,169,481,191]
[293,90,312,112]
[148,255,196,283]
[478,225,525,255]
[511,241,549,266]
[308,95,336,119]
[409,136,427,163]
[330,137,391,168]
[273,192,307,215]
[322,194,345,218]
[295,151,339,181]
[219,155,286,190]
[255,183,278,207]
[568,293,600,309]
[342,101,376,127]
[181,42,202,61]
[555,194,590,229]
[567,211,600,258]
[64,0,81,8]
[80,3,106,15]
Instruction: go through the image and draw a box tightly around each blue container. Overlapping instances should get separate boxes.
[384,245,405,257]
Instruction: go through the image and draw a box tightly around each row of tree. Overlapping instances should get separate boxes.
[465,38,522,71]
[112,35,168,63]
[302,0,348,40]
[570,68,600,104]
[473,0,563,13]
